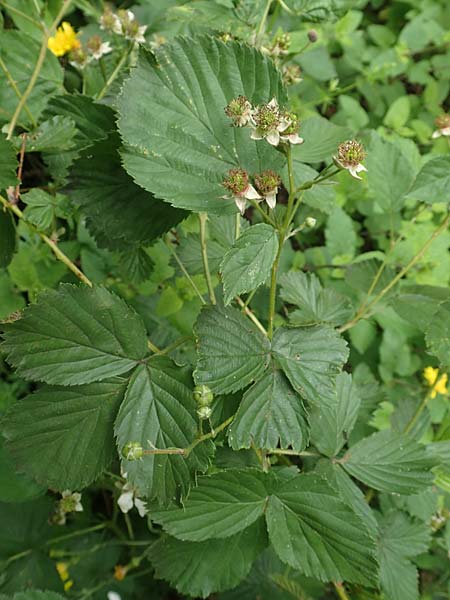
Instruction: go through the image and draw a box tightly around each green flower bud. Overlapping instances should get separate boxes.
[193,384,214,407]
[305,217,317,228]
[121,442,143,461]
[197,405,213,420]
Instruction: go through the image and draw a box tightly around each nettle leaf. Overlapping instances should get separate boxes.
[150,520,268,598]
[69,134,186,251]
[1,379,126,490]
[220,223,278,305]
[0,133,18,188]
[117,36,287,213]
[310,372,361,457]
[266,473,378,585]
[153,469,378,585]
[152,469,270,541]
[272,326,349,406]
[115,360,213,505]
[279,271,353,326]
[406,155,450,204]
[228,369,309,452]
[377,511,431,600]
[194,303,270,394]
[1,284,149,385]
[425,298,450,367]
[341,430,436,494]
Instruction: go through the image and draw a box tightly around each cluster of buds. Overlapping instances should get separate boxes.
[432,114,450,139]
[51,490,83,525]
[268,32,291,58]
[121,441,143,461]
[222,167,281,213]
[282,64,303,86]
[333,140,367,180]
[100,7,147,43]
[193,384,214,420]
[69,35,112,70]
[225,97,304,147]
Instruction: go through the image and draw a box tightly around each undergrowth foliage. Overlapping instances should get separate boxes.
[1,1,450,599]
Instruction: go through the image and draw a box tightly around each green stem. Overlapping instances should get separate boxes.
[255,0,274,45]
[404,388,434,434]
[0,1,43,28]
[0,56,36,126]
[147,339,161,354]
[166,235,206,305]
[0,195,92,286]
[96,42,134,101]
[333,582,351,600]
[6,0,74,140]
[235,296,267,335]
[99,56,108,83]
[235,212,241,240]
[268,448,320,457]
[338,213,450,333]
[47,523,107,546]
[249,199,277,227]
[160,335,192,356]
[199,212,216,304]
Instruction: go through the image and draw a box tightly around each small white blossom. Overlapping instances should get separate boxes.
[117,473,147,517]
[250,98,291,146]
[87,38,112,60]
[61,490,83,512]
[254,170,281,210]
[333,140,367,180]
[432,114,450,139]
[225,96,253,127]
[107,593,122,600]
[222,168,261,214]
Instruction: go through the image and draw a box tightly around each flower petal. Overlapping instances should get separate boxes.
[432,130,442,139]
[245,184,262,200]
[134,498,147,517]
[234,196,247,215]
[266,130,280,146]
[117,490,134,514]
[265,191,277,209]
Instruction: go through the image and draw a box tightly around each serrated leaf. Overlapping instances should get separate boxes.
[228,369,309,452]
[0,437,45,503]
[425,298,450,367]
[1,284,148,385]
[341,430,436,494]
[21,189,58,231]
[279,271,353,326]
[69,134,187,251]
[152,468,270,541]
[22,116,77,153]
[392,284,450,331]
[0,210,16,269]
[150,519,267,598]
[406,155,450,204]
[379,552,418,600]
[266,473,378,585]
[272,326,349,406]
[118,36,287,213]
[0,133,18,188]
[310,372,361,456]
[220,224,278,304]
[2,379,126,490]
[194,303,270,394]
[115,360,213,505]
[345,257,395,296]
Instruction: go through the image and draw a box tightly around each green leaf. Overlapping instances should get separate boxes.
[406,155,450,204]
[69,134,186,251]
[1,284,149,385]
[392,285,450,331]
[310,372,361,457]
[266,473,378,585]
[279,271,353,326]
[2,379,126,490]
[345,257,395,296]
[294,116,351,163]
[21,189,58,231]
[220,224,278,305]
[152,468,270,541]
[150,520,268,598]
[115,360,212,505]
[425,298,450,367]
[194,303,270,394]
[0,133,18,188]
[341,430,436,494]
[366,133,415,213]
[118,37,287,213]
[0,437,45,503]
[0,210,16,269]
[228,369,309,452]
[6,593,65,600]
[272,326,349,406]
[22,116,77,153]
[379,552,418,600]
[384,96,410,130]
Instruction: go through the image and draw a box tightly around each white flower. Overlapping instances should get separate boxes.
[222,168,261,214]
[333,140,367,180]
[250,98,291,146]
[254,170,281,210]
[117,474,147,517]
[61,490,83,512]
[225,96,253,127]
[107,592,122,600]
[87,39,112,60]
[432,114,450,139]
[128,24,147,43]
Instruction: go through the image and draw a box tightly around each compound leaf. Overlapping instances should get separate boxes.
[118,36,287,213]
[1,284,149,385]
[194,303,270,394]
[220,224,278,304]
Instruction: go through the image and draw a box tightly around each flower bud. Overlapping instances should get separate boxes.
[224,96,253,127]
[305,217,317,228]
[222,168,250,196]
[193,384,214,407]
[254,170,281,196]
[308,29,318,43]
[197,405,213,420]
[121,442,143,461]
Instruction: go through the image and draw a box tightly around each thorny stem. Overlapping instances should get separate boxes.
[0,57,36,127]
[0,194,92,287]
[338,212,450,333]
[96,41,134,100]
[199,212,217,304]
[6,0,74,140]
[333,582,351,600]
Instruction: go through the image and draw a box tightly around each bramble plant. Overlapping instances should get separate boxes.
[1,1,450,600]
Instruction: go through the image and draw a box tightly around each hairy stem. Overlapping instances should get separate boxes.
[199,212,216,304]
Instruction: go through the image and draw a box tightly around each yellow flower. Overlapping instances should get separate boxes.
[114,564,128,581]
[48,22,81,57]
[56,562,70,582]
[423,367,448,398]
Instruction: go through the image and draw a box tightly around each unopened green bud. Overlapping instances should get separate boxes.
[305,217,316,228]
[121,442,143,461]
[197,405,213,420]
[193,384,214,407]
